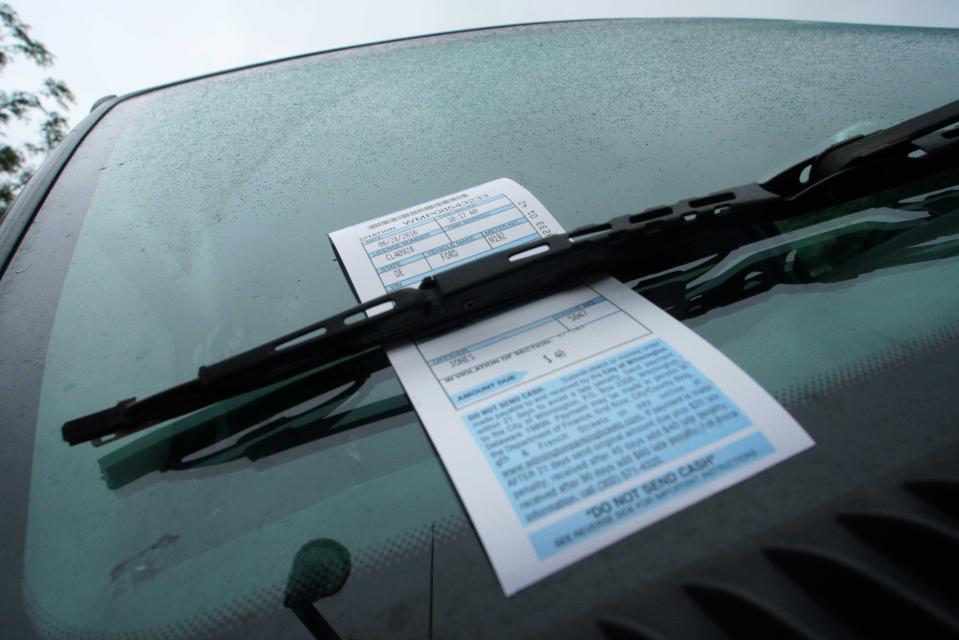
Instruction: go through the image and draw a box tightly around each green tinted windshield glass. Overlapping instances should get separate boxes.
[16,19,959,639]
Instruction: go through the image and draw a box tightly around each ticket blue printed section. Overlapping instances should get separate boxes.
[528,432,774,558]
[452,372,529,406]
[461,338,752,526]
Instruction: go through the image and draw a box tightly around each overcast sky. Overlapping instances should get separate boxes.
[6,0,959,144]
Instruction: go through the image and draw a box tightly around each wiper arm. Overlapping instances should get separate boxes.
[62,99,959,446]
[635,182,959,319]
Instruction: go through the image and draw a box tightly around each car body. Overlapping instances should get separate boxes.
[1,18,958,639]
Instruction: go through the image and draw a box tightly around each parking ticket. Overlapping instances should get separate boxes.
[330,179,814,595]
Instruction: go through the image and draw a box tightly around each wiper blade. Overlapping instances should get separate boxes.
[96,348,403,488]
[62,99,959,446]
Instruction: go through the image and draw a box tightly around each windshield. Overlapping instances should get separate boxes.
[1,19,958,640]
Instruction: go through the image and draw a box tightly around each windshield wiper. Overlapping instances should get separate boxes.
[62,99,959,446]
[94,181,958,486]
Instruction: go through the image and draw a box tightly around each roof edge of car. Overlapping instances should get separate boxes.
[87,16,959,114]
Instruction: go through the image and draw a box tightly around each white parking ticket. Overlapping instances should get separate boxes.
[330,179,813,595]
